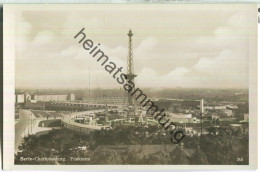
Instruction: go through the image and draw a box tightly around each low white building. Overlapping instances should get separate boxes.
[168,113,198,123]
[212,114,220,120]
[224,109,233,117]
[226,105,239,110]
[244,114,249,122]
[15,94,25,104]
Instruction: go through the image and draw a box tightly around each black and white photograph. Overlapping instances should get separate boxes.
[2,3,258,170]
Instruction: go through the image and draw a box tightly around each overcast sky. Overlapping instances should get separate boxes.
[15,5,255,89]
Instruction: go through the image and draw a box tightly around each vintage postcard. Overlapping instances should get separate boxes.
[3,4,258,170]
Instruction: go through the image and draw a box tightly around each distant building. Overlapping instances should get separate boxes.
[15,93,31,104]
[214,106,226,110]
[204,106,214,110]
[169,113,192,119]
[168,113,198,123]
[45,102,113,111]
[204,105,226,110]
[16,92,74,103]
[211,114,220,120]
[15,94,25,104]
[24,93,31,102]
[31,93,75,102]
[224,109,233,117]
[185,127,194,134]
[68,93,75,101]
[235,92,244,96]
[226,105,239,110]
[244,114,249,122]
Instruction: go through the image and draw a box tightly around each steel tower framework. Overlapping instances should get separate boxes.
[125,29,137,121]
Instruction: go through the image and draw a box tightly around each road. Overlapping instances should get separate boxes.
[61,109,107,131]
[15,109,32,153]
[15,109,105,153]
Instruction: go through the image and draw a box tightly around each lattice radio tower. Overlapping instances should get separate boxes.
[125,29,137,121]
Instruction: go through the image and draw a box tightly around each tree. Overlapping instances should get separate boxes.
[190,147,209,164]
[106,150,123,164]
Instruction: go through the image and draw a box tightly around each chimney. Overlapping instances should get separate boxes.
[200,99,204,114]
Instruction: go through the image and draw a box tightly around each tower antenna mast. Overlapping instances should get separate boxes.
[125,29,137,121]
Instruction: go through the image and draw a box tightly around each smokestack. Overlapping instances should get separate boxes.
[200,99,204,114]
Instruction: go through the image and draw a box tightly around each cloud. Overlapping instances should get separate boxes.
[32,30,56,46]
[15,8,253,89]
[136,48,248,89]
[15,12,32,56]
